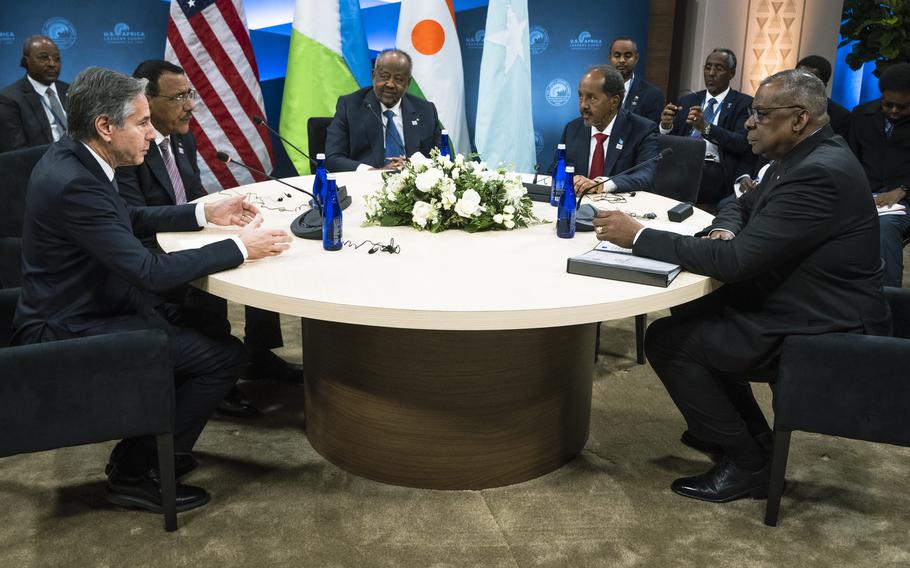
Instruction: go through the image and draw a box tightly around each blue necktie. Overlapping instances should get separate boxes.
[384,109,404,158]
[691,98,718,139]
[884,119,894,140]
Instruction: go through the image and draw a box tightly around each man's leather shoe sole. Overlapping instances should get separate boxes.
[106,474,210,513]
[671,457,770,503]
[217,386,260,418]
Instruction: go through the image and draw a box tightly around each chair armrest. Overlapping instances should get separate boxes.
[0,329,174,457]
[774,333,910,447]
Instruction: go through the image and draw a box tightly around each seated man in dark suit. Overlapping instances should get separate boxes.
[609,36,664,125]
[13,67,293,513]
[796,54,850,136]
[847,62,910,287]
[0,35,68,153]
[592,70,889,503]
[554,64,658,195]
[326,49,441,172]
[659,49,755,208]
[116,60,303,419]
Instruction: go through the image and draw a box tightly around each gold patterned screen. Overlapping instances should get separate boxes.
[741,0,806,95]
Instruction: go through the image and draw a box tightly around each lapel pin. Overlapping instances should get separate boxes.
[411,120,418,126]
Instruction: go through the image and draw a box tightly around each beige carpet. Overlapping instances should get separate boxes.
[2,270,910,567]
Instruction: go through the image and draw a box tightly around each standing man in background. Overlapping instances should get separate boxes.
[609,36,664,125]
[0,35,68,152]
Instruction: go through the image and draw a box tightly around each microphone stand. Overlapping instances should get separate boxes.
[216,151,325,240]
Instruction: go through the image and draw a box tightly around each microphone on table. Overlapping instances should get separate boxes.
[251,114,351,211]
[574,148,673,232]
[216,150,327,240]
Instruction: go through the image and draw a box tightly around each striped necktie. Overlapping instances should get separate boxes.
[159,138,188,204]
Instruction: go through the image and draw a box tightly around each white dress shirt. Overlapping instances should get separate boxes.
[27,75,66,142]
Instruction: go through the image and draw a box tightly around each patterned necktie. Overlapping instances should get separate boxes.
[159,138,188,204]
[589,133,608,179]
[383,109,404,158]
[46,88,67,129]
[691,97,718,139]
[884,119,894,140]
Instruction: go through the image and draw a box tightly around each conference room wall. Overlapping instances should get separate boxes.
[676,0,847,101]
[0,1,649,177]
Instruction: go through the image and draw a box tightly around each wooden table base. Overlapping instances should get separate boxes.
[302,319,595,489]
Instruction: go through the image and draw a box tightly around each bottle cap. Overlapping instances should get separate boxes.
[565,166,575,173]
[316,153,326,160]
[557,143,566,149]
[441,129,449,135]
[326,173,336,180]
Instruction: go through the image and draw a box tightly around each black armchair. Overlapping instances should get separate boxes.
[0,144,49,287]
[765,286,910,526]
[0,288,180,531]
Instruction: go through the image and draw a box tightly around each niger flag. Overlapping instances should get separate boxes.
[396,0,472,155]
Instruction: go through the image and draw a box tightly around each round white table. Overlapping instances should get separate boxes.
[159,171,719,489]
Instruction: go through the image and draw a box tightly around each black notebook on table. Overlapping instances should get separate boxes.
[567,243,682,288]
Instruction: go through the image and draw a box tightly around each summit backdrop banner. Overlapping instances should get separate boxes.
[0,0,169,87]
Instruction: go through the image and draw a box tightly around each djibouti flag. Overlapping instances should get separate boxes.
[280,0,371,174]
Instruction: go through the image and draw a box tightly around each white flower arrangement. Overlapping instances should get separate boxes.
[364,149,538,233]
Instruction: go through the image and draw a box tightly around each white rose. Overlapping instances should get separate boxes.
[504,219,515,229]
[493,213,504,224]
[411,200,435,227]
[455,154,465,167]
[416,168,444,192]
[409,151,431,167]
[441,190,457,210]
[506,184,526,203]
[454,189,482,218]
[503,204,515,215]
[451,167,460,180]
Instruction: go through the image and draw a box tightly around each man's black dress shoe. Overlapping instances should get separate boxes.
[245,349,304,384]
[671,456,770,503]
[106,453,199,480]
[217,385,260,418]
[106,468,210,513]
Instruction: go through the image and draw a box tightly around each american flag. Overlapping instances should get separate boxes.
[165,0,274,191]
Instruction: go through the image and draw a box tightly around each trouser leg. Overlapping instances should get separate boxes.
[878,211,910,287]
[644,314,771,469]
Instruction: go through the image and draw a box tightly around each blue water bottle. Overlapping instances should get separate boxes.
[439,129,451,158]
[322,174,343,251]
[557,165,576,239]
[550,143,567,206]
[312,152,328,207]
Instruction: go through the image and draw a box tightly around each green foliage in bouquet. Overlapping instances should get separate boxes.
[363,149,540,233]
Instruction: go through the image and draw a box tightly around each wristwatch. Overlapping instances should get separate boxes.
[702,123,712,138]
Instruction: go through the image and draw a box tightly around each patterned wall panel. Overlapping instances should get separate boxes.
[742,0,806,95]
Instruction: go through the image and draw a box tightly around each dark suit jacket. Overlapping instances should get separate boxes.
[828,98,850,137]
[623,75,663,125]
[12,137,243,344]
[555,110,659,192]
[325,87,442,172]
[634,126,889,367]
[116,132,207,248]
[666,89,755,189]
[0,76,69,153]
[847,99,910,192]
